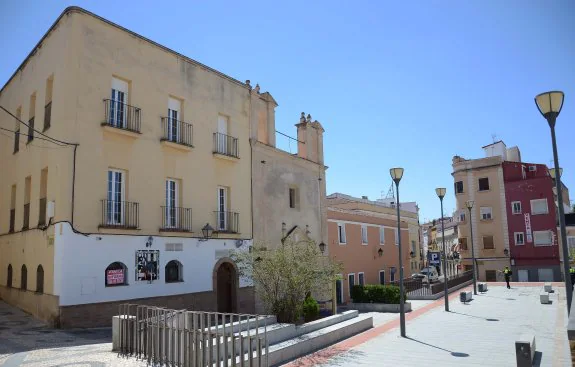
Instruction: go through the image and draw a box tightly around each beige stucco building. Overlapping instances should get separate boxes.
[0,7,327,327]
[326,193,420,304]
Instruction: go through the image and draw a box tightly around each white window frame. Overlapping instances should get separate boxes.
[533,230,553,246]
[379,270,385,285]
[167,97,181,142]
[347,273,355,297]
[480,206,493,220]
[511,201,522,215]
[107,169,125,225]
[514,232,525,246]
[358,272,365,286]
[217,186,228,231]
[165,179,178,228]
[379,226,385,245]
[458,211,466,223]
[338,223,347,244]
[361,225,368,245]
[110,78,128,128]
[530,199,549,216]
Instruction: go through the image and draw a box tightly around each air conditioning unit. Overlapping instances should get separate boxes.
[47,201,55,220]
[529,166,537,172]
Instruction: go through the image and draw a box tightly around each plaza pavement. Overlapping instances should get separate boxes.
[284,283,571,367]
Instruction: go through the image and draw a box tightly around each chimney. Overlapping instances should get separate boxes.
[296,112,325,164]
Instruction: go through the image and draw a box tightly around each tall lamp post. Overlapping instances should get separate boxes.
[466,200,478,295]
[534,91,572,313]
[436,187,449,312]
[390,167,406,337]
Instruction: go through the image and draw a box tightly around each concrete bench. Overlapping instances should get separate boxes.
[515,334,536,367]
[540,291,550,304]
[544,283,552,292]
[460,291,472,303]
[478,282,487,293]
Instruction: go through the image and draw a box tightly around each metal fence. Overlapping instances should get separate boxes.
[390,270,474,298]
[117,304,268,367]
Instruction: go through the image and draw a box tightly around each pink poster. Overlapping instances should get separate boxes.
[106,269,124,285]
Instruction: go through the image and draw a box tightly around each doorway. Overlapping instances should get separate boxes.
[336,279,343,305]
[518,269,529,282]
[216,262,236,313]
[537,268,554,282]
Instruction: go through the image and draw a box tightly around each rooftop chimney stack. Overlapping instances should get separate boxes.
[296,112,324,164]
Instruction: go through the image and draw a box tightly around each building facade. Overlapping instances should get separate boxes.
[453,141,562,282]
[0,7,326,327]
[326,193,419,304]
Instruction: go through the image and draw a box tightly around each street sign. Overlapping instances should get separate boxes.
[428,251,440,266]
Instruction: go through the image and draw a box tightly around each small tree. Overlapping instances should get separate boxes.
[232,239,342,323]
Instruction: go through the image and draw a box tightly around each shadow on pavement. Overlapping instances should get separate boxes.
[406,337,469,357]
[449,311,499,322]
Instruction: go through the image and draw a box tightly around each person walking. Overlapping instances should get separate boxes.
[502,266,512,289]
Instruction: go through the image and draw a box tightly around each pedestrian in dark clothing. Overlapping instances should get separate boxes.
[570,267,575,290]
[502,266,512,289]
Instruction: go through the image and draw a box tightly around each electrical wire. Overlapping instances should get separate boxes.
[0,126,69,146]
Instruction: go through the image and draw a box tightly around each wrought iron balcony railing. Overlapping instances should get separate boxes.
[213,133,239,158]
[103,99,141,133]
[100,200,139,229]
[214,211,239,233]
[161,117,193,147]
[160,206,192,232]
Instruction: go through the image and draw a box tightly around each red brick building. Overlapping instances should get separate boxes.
[503,161,561,282]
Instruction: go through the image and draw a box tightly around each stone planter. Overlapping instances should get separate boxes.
[349,302,412,313]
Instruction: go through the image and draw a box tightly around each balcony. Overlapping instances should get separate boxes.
[27,117,35,143]
[38,198,47,226]
[9,209,15,233]
[213,133,239,159]
[100,200,139,229]
[102,99,141,134]
[43,102,52,131]
[214,211,239,233]
[160,206,192,232]
[161,117,193,149]
[22,203,30,230]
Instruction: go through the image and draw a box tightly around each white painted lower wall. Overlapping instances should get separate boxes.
[54,223,252,306]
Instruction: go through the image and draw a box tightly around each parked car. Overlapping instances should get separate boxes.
[412,267,439,283]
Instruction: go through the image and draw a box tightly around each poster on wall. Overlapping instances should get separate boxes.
[136,249,159,282]
[106,269,125,285]
[524,213,532,243]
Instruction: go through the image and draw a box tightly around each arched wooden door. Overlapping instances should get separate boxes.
[216,262,236,313]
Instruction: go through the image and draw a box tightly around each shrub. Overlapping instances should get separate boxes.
[302,295,320,322]
[350,284,405,304]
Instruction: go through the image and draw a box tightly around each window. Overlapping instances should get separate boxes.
[338,223,347,244]
[109,78,128,128]
[21,265,27,290]
[458,211,466,223]
[530,199,549,215]
[165,179,178,228]
[411,240,416,254]
[44,75,53,131]
[379,226,385,245]
[7,264,13,288]
[485,270,497,282]
[165,260,183,283]
[28,92,36,142]
[512,201,522,215]
[9,185,16,233]
[39,168,48,226]
[167,97,181,142]
[348,274,355,297]
[478,177,490,191]
[23,176,31,230]
[534,231,553,246]
[217,186,228,231]
[515,232,525,246]
[13,107,21,153]
[107,170,125,225]
[480,207,492,220]
[569,237,575,259]
[459,237,468,250]
[395,228,399,245]
[390,267,396,282]
[454,181,464,194]
[289,187,298,209]
[361,225,368,244]
[358,272,365,286]
[36,265,44,293]
[379,270,385,285]
[483,236,494,249]
[105,262,128,286]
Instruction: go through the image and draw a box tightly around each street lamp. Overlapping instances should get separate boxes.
[466,200,478,295]
[390,167,406,337]
[436,187,449,312]
[535,91,572,313]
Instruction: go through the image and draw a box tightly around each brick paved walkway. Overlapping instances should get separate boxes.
[284,284,570,366]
